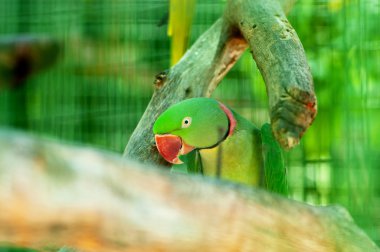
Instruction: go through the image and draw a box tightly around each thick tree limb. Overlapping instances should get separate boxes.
[225,0,316,147]
[125,19,247,165]
[124,0,317,164]
[0,130,377,251]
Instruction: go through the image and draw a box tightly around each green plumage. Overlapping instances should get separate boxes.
[153,98,288,195]
[198,111,263,186]
[261,123,288,195]
[153,98,229,148]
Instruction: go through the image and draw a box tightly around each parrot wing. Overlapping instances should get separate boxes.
[181,149,203,175]
[261,123,289,196]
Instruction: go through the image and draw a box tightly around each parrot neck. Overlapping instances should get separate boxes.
[218,102,236,137]
[201,102,236,150]
[197,102,237,150]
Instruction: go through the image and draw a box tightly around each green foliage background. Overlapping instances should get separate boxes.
[0,0,379,246]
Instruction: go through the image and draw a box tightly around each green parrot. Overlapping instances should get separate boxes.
[153,97,288,194]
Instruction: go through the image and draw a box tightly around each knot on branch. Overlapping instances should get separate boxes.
[154,70,169,89]
[270,87,317,149]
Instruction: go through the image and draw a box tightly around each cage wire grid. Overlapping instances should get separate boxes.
[0,0,379,245]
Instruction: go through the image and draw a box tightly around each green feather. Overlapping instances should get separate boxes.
[180,149,203,174]
[198,111,263,186]
[261,123,289,196]
[153,98,229,148]
[153,98,288,193]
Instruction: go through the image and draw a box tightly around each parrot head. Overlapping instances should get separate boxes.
[153,98,236,164]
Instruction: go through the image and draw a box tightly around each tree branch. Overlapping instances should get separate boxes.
[124,18,247,165]
[0,130,377,251]
[225,0,316,147]
[124,0,317,164]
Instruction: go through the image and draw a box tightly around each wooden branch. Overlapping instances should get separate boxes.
[0,130,377,251]
[124,0,317,164]
[124,19,247,165]
[225,0,316,148]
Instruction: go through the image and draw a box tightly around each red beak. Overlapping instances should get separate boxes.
[155,134,195,164]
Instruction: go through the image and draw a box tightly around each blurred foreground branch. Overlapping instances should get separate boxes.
[0,130,377,252]
[124,0,317,165]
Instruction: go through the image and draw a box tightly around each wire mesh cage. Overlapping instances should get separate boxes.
[0,0,379,245]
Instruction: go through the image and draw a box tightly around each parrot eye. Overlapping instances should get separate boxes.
[182,117,192,128]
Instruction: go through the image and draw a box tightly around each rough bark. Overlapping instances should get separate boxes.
[0,130,377,252]
[124,0,317,164]
[225,0,316,147]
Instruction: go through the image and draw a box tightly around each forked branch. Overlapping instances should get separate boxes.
[124,0,317,164]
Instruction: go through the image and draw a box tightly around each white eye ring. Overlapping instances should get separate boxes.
[182,117,192,128]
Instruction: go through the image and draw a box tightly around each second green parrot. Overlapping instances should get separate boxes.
[153,97,287,193]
